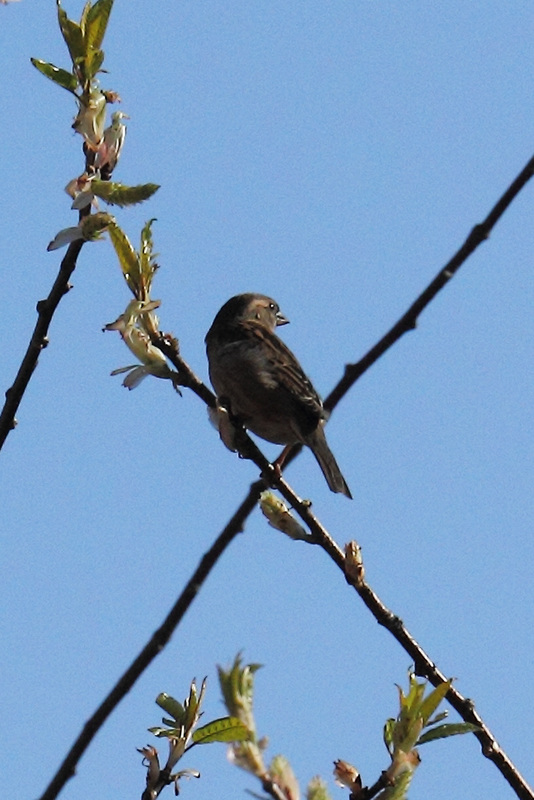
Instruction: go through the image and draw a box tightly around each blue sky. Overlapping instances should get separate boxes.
[2,2,534,800]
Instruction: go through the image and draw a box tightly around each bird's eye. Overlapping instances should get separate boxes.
[269,302,277,311]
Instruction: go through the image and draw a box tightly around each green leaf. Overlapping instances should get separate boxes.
[79,1,93,34]
[84,48,105,81]
[107,221,140,290]
[139,218,158,289]
[426,711,448,727]
[57,1,86,65]
[383,717,396,754]
[91,181,160,207]
[148,725,180,739]
[85,0,114,52]
[81,211,114,241]
[400,675,426,715]
[192,716,250,745]
[418,679,451,725]
[156,693,185,723]
[30,59,78,94]
[417,722,481,745]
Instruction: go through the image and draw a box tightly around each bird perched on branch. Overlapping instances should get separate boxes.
[205,293,352,498]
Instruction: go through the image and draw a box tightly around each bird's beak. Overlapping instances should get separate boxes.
[276,311,289,326]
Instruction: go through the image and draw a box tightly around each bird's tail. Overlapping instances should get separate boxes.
[309,426,352,499]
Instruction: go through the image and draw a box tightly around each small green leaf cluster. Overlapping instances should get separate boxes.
[34,0,160,229]
[149,686,248,747]
[217,655,268,779]
[108,218,159,302]
[218,655,334,800]
[31,0,113,98]
[103,220,184,391]
[138,679,249,798]
[218,652,263,737]
[36,1,165,397]
[378,674,480,800]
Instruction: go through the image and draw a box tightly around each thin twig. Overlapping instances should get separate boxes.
[0,238,85,450]
[268,479,534,800]
[37,483,261,800]
[153,332,217,407]
[325,150,534,411]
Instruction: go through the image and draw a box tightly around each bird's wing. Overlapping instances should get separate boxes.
[241,321,325,420]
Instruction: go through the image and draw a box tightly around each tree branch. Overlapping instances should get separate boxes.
[0,238,85,450]
[269,479,534,800]
[38,482,261,800]
[325,150,534,411]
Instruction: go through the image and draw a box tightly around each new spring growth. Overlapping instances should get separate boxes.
[333,760,362,796]
[32,2,158,248]
[140,679,249,798]
[268,755,300,800]
[380,675,479,799]
[332,676,480,800]
[218,654,268,779]
[104,299,180,391]
[47,211,114,251]
[259,491,311,542]
[94,110,128,179]
[140,680,207,798]
[67,110,128,209]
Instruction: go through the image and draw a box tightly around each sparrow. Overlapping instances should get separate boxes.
[205,293,352,498]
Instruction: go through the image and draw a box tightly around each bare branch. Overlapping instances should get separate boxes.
[37,481,261,800]
[270,479,534,800]
[325,150,534,412]
[0,238,85,450]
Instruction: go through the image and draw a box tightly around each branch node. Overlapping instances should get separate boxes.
[386,613,404,632]
[412,658,432,679]
[158,331,180,357]
[464,697,476,712]
[471,221,490,242]
[482,741,498,758]
[344,540,365,585]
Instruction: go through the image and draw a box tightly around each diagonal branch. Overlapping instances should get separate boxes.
[37,480,262,800]
[265,479,534,800]
[0,238,85,450]
[325,150,534,411]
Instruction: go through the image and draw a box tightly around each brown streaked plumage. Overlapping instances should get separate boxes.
[205,293,352,498]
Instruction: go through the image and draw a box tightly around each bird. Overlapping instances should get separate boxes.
[205,293,352,498]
